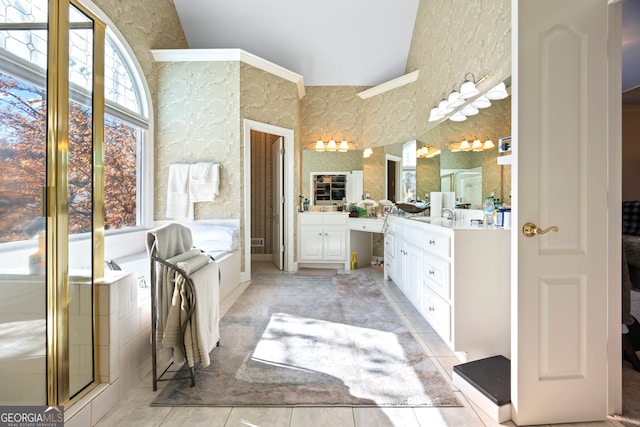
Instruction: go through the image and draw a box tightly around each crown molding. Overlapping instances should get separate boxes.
[151,48,306,99]
[356,70,420,100]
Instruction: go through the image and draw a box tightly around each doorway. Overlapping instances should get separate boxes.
[386,154,401,202]
[243,120,295,281]
[249,130,283,269]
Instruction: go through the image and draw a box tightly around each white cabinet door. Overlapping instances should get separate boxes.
[404,242,422,307]
[299,225,323,261]
[323,226,347,261]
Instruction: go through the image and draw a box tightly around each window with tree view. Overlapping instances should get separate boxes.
[0,22,147,243]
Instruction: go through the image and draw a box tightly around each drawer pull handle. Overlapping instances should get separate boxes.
[428,306,435,312]
[429,239,435,245]
[429,269,435,275]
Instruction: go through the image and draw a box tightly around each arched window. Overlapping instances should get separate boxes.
[0,0,150,243]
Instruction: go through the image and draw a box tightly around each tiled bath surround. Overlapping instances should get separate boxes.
[65,270,154,426]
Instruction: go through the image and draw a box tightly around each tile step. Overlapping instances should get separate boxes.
[452,355,511,423]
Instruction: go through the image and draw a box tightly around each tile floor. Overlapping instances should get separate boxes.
[94,262,623,427]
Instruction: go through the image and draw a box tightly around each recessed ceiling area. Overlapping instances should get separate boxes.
[171,0,419,87]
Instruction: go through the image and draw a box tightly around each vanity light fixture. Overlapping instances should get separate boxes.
[428,105,445,122]
[314,138,351,152]
[449,111,467,122]
[459,73,481,99]
[471,95,492,109]
[446,85,465,109]
[363,148,373,158]
[416,145,441,158]
[449,139,497,152]
[460,104,479,116]
[437,99,455,116]
[430,73,497,123]
[485,82,509,100]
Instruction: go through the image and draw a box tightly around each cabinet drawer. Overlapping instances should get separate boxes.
[424,231,450,259]
[323,214,347,226]
[299,214,324,225]
[384,233,395,257]
[423,253,450,300]
[422,286,451,342]
[404,227,424,247]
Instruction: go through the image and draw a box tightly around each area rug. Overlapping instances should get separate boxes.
[151,270,461,407]
[295,267,337,277]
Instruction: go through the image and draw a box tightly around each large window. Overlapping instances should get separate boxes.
[0,3,148,243]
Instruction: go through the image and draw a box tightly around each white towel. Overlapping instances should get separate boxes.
[163,254,219,368]
[156,248,201,347]
[166,163,191,219]
[189,163,220,203]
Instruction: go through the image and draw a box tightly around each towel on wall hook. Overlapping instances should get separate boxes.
[166,162,221,220]
[189,163,220,203]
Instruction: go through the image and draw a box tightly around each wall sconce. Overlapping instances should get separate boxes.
[363,148,373,158]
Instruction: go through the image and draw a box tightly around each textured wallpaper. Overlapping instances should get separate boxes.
[406,0,511,138]
[155,61,241,222]
[360,83,417,148]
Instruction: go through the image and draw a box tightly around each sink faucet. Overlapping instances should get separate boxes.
[442,208,455,221]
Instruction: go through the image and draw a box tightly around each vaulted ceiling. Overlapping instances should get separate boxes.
[172,0,640,102]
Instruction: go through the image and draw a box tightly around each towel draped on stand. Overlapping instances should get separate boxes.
[163,253,220,368]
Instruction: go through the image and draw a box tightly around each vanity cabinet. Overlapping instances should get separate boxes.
[385,216,510,361]
[298,214,349,269]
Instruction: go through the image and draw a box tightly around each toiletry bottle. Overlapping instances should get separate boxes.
[482,196,495,226]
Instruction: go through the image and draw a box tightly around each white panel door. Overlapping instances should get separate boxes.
[271,137,283,270]
[512,0,609,424]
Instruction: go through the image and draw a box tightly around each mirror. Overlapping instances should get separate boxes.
[300,82,511,209]
[301,150,364,204]
[416,95,512,208]
[402,140,417,202]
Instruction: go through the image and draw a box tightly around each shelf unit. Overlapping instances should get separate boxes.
[313,174,346,204]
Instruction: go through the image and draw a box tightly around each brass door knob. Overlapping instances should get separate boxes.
[522,222,559,237]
